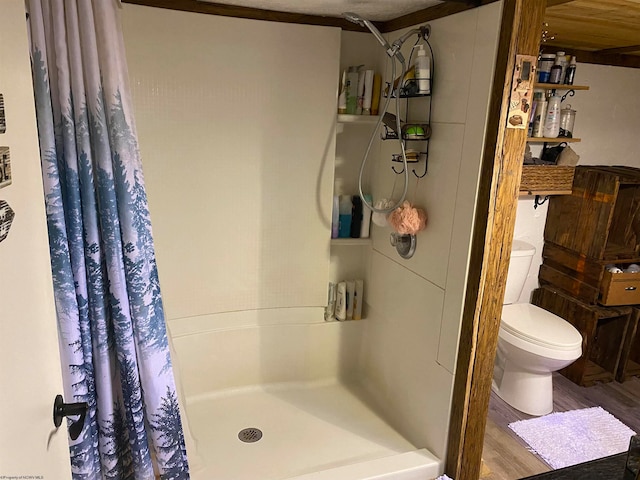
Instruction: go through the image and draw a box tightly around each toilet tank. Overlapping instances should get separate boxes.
[504,240,536,304]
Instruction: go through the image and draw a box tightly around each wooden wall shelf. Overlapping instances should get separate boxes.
[527,137,581,143]
[534,83,590,91]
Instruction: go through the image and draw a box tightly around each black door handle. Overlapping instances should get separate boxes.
[53,394,88,440]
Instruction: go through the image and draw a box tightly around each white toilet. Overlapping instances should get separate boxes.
[492,240,583,416]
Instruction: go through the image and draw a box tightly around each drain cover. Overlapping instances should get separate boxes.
[238,427,263,443]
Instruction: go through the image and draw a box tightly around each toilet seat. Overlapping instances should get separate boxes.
[501,303,582,351]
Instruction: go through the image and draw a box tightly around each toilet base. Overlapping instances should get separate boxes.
[492,367,554,416]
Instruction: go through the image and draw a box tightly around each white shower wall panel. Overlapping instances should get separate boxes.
[361,2,503,458]
[169,313,363,399]
[121,6,339,320]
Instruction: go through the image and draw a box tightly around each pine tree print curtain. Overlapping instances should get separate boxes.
[28,1,189,478]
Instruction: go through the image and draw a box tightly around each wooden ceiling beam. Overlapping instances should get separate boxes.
[541,45,640,69]
[120,0,364,31]
[596,44,640,55]
[122,0,494,34]
[378,0,497,33]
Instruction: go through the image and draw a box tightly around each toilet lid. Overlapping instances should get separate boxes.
[502,304,583,350]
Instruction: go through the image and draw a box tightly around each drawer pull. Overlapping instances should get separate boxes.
[625,286,637,291]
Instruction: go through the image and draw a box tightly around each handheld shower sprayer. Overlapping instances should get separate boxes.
[342,12,405,66]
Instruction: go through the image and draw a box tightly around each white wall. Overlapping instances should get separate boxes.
[121,6,339,322]
[516,62,640,303]
[357,3,503,459]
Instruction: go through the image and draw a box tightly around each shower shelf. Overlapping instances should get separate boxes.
[381,124,431,142]
[331,238,372,246]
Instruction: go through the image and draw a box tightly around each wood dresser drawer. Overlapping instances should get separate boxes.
[601,270,640,306]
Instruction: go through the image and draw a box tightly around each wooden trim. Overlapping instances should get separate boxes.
[445,1,546,479]
[379,0,498,33]
[541,45,640,69]
[123,0,494,33]
[120,0,365,31]
[596,45,640,55]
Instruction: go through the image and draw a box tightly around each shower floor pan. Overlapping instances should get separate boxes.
[186,380,440,480]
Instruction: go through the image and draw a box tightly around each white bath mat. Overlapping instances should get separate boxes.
[509,406,635,469]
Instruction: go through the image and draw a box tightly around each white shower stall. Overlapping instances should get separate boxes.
[121,3,502,478]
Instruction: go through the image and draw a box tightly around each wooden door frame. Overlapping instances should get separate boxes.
[445,1,547,479]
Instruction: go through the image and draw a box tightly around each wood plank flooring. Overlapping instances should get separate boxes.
[481,373,640,480]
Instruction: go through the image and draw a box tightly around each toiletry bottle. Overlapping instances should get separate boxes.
[537,53,555,83]
[331,196,339,238]
[338,195,352,238]
[356,69,366,115]
[543,95,561,138]
[564,56,576,85]
[556,51,568,82]
[548,58,563,84]
[350,196,362,238]
[371,74,382,115]
[532,95,547,138]
[324,283,336,321]
[346,281,355,320]
[353,280,364,320]
[337,70,348,114]
[362,70,375,115]
[345,66,360,115]
[413,45,431,94]
[336,282,347,321]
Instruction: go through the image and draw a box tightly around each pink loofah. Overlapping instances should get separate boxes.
[387,201,427,235]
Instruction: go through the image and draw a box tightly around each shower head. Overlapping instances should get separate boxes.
[342,12,393,54]
[342,12,366,27]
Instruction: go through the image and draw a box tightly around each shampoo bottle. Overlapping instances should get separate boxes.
[413,45,431,94]
[339,195,352,238]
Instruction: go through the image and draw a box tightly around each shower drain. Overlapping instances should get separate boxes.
[238,427,263,443]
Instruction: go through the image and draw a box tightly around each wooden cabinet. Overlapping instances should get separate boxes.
[541,166,640,306]
[532,286,634,386]
[538,166,640,385]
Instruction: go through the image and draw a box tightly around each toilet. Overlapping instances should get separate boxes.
[492,240,583,416]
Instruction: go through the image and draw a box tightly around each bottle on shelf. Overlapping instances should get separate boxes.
[549,56,563,84]
[564,56,577,85]
[543,95,561,138]
[413,44,431,94]
[532,92,547,138]
[537,53,556,83]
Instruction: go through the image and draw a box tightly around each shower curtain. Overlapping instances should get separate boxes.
[28,1,190,478]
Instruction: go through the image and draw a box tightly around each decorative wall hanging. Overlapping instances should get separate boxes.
[507,54,536,129]
[0,147,11,188]
[0,200,15,243]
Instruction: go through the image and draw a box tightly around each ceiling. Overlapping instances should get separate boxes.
[543,0,640,57]
[130,0,640,67]
[197,0,444,21]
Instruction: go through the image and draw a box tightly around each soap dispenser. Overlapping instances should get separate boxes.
[413,45,431,94]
